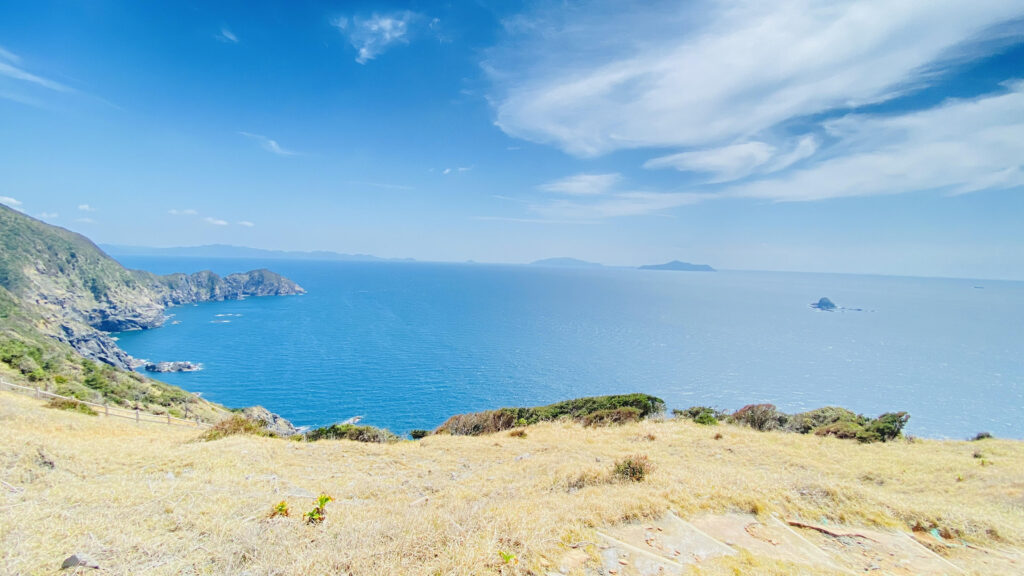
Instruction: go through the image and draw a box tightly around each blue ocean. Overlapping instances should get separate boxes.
[112,257,1024,439]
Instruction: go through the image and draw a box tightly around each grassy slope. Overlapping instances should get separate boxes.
[2,392,1021,575]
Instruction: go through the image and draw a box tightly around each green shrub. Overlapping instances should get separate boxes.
[785,406,864,434]
[306,423,399,443]
[436,394,666,436]
[199,414,274,441]
[674,406,722,425]
[409,429,431,440]
[613,454,652,482]
[580,407,642,427]
[730,404,786,431]
[972,432,994,441]
[46,397,97,416]
[862,412,909,442]
[814,420,863,440]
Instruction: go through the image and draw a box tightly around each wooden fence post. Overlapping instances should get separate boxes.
[34,386,40,399]
[104,403,109,417]
[135,408,140,424]
[167,413,171,425]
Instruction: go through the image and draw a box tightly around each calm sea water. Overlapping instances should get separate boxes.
[112,257,1024,439]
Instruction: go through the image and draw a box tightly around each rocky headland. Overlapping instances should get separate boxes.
[0,203,304,371]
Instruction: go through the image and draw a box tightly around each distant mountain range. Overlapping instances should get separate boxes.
[101,243,415,263]
[638,260,715,272]
[529,257,604,268]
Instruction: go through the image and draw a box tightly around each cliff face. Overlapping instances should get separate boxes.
[0,204,305,369]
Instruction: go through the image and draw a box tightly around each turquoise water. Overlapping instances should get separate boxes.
[112,257,1024,439]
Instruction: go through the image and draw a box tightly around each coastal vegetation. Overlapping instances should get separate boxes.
[2,390,1021,574]
[435,393,666,435]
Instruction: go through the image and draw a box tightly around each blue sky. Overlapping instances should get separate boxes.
[1,1,1022,279]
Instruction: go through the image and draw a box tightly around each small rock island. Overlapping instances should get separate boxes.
[811,297,837,311]
[638,260,715,272]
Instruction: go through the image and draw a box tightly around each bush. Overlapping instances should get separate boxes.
[785,406,863,434]
[862,412,909,442]
[731,404,786,431]
[613,454,652,482]
[972,432,994,441]
[409,429,431,440]
[673,406,722,425]
[306,423,399,443]
[435,409,518,436]
[200,414,274,441]
[814,412,910,443]
[436,394,666,436]
[581,407,642,427]
[46,397,97,416]
[508,429,527,438]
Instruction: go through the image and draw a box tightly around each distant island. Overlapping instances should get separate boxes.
[638,260,715,272]
[530,257,604,268]
[101,243,415,263]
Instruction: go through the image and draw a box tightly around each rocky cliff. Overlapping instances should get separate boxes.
[0,204,305,369]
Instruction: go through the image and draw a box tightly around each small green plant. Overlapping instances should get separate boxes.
[269,500,290,518]
[304,493,333,525]
[613,454,652,482]
[498,551,517,565]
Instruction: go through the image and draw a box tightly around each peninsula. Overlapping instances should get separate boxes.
[638,260,715,272]
[0,203,303,418]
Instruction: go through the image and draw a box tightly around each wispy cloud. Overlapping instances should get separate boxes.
[204,217,229,226]
[644,136,818,183]
[488,1,1024,157]
[725,83,1024,202]
[75,217,95,224]
[237,221,255,227]
[0,195,22,207]
[539,173,621,195]
[168,208,198,216]
[529,191,707,221]
[333,12,421,64]
[0,46,71,94]
[216,28,239,43]
[77,203,95,212]
[239,132,300,156]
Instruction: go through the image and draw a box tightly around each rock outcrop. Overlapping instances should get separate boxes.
[242,406,299,436]
[144,361,202,373]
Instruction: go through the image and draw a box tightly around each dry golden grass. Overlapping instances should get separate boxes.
[2,390,1022,575]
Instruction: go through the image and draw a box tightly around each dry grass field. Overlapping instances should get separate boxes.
[2,390,1022,575]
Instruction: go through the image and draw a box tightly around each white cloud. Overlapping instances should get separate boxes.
[725,83,1024,202]
[204,217,229,226]
[442,168,451,175]
[237,221,255,227]
[488,0,1024,157]
[239,132,299,156]
[38,212,58,218]
[77,203,95,212]
[0,46,20,64]
[168,208,198,216]
[644,136,818,182]
[217,28,238,43]
[530,191,707,221]
[333,12,420,64]
[0,195,22,206]
[540,173,622,195]
[0,46,70,93]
